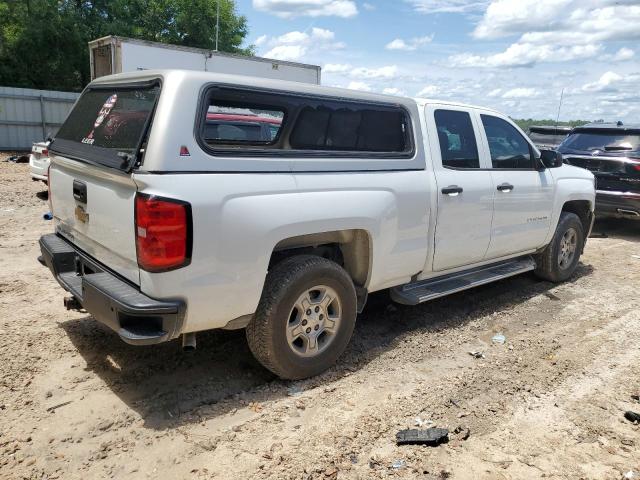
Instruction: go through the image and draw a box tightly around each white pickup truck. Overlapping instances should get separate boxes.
[40,70,595,379]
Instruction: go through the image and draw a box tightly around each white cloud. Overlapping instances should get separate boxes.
[350,65,399,79]
[362,2,376,10]
[581,71,623,93]
[262,27,344,61]
[253,0,358,18]
[382,87,406,96]
[323,63,351,73]
[265,45,307,61]
[487,88,502,97]
[254,35,268,46]
[450,43,602,68]
[501,87,540,98]
[385,35,434,51]
[346,81,372,91]
[417,85,440,97]
[406,0,489,14]
[449,0,640,68]
[610,47,635,62]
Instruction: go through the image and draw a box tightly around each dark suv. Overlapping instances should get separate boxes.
[558,123,640,220]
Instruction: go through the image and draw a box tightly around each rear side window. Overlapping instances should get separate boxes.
[53,81,160,170]
[290,105,407,152]
[199,86,412,157]
[434,109,480,169]
[481,115,533,169]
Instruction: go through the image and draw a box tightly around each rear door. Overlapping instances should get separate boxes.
[48,80,161,284]
[476,113,554,258]
[426,105,494,271]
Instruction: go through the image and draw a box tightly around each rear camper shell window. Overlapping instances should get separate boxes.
[197,86,414,159]
[51,80,161,171]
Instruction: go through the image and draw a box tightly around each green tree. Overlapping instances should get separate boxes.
[0,0,253,91]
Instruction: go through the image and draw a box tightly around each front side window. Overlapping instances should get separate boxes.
[481,115,533,169]
[434,109,480,169]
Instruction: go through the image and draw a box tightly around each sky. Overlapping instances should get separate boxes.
[234,0,640,122]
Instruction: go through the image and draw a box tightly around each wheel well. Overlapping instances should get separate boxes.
[270,230,371,288]
[562,200,592,234]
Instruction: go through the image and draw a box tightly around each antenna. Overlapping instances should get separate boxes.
[555,88,564,129]
[215,0,220,52]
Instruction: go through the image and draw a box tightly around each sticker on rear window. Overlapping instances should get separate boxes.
[82,94,118,145]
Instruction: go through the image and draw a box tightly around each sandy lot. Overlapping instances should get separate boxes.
[1,156,639,480]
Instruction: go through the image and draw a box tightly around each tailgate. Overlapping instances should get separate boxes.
[47,79,161,285]
[50,159,140,284]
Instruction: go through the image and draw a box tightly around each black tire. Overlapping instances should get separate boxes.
[534,212,584,282]
[246,255,357,380]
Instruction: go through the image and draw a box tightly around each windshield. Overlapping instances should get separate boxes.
[559,131,640,152]
[52,82,160,170]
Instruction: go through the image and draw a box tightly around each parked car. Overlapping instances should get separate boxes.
[29,141,50,182]
[558,122,640,220]
[205,112,282,143]
[527,125,572,150]
[39,70,595,379]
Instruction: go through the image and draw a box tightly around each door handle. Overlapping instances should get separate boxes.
[497,183,514,192]
[441,185,463,196]
[72,180,87,203]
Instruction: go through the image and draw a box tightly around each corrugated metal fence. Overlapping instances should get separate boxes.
[0,86,79,151]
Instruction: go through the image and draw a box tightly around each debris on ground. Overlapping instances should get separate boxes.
[6,155,29,163]
[391,459,406,469]
[544,292,561,301]
[46,400,73,413]
[287,384,303,397]
[468,351,485,359]
[453,425,471,440]
[396,428,449,446]
[631,394,640,402]
[624,471,636,480]
[624,411,640,423]
[491,333,506,344]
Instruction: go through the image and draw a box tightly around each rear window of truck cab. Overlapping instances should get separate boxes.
[198,86,413,157]
[51,81,160,170]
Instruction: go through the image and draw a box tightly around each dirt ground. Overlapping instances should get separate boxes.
[1,155,639,480]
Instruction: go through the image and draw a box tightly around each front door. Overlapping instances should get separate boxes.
[427,106,495,271]
[476,113,555,258]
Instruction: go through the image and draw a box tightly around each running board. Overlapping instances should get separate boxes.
[390,256,536,306]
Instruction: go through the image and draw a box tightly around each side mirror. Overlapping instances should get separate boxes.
[539,149,563,169]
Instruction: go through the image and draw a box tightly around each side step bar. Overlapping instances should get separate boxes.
[391,256,536,306]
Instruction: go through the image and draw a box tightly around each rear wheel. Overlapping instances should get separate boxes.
[246,255,357,380]
[534,212,584,282]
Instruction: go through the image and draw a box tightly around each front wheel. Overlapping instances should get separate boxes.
[534,212,584,282]
[246,255,357,380]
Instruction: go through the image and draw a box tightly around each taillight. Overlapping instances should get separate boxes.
[633,163,640,172]
[42,149,48,157]
[135,193,192,272]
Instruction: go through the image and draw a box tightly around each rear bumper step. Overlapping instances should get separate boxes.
[39,233,185,345]
[391,256,536,306]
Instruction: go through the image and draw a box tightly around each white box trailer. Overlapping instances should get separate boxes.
[89,36,321,84]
